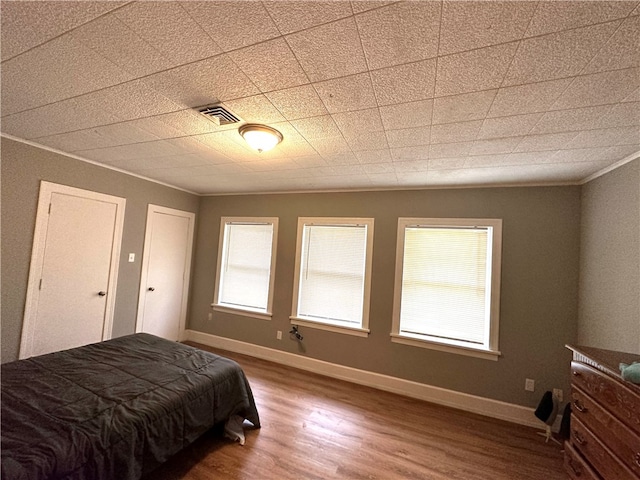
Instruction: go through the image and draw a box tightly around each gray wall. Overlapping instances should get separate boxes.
[189,186,581,407]
[578,159,640,354]
[1,137,200,363]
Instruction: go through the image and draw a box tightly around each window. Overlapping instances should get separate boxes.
[391,218,502,360]
[213,217,278,319]
[291,217,374,336]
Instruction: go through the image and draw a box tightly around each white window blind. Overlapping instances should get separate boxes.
[217,221,275,313]
[399,226,491,345]
[293,219,373,331]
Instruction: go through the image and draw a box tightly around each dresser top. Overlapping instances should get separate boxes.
[567,344,640,390]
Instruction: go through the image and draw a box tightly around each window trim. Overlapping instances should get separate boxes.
[391,217,502,360]
[213,216,279,319]
[290,217,374,336]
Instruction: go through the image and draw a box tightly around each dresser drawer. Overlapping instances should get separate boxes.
[565,440,601,480]
[571,387,640,477]
[572,361,640,434]
[571,415,637,480]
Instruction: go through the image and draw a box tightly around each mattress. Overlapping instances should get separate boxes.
[1,333,260,480]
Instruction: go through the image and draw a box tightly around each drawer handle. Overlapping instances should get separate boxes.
[573,431,586,446]
[635,453,640,468]
[568,459,582,476]
[573,399,587,413]
[572,370,581,377]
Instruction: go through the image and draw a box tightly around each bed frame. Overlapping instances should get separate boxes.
[1,333,260,480]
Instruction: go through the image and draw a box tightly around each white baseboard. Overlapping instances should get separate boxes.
[185,329,542,429]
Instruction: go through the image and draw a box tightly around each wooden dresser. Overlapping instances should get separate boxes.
[565,345,640,480]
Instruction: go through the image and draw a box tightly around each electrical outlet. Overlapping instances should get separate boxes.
[207,312,213,321]
[553,388,563,402]
[525,378,535,392]
[276,330,282,340]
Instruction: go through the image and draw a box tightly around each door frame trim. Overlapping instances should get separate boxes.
[136,204,195,341]
[20,181,126,359]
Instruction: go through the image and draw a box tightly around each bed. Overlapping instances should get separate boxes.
[1,333,260,480]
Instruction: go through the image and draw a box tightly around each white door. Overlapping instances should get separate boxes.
[20,182,126,358]
[136,205,195,341]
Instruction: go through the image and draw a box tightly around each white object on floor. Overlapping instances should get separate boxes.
[224,414,246,446]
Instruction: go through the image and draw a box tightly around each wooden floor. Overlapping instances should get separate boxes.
[150,343,567,480]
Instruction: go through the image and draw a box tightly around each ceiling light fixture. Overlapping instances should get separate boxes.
[239,124,283,153]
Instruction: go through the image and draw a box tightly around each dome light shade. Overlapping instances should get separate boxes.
[239,124,283,153]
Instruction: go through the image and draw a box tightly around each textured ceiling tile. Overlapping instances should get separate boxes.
[525,1,637,37]
[568,126,640,149]
[582,15,640,74]
[345,132,389,151]
[351,1,396,14]
[290,115,342,140]
[624,87,640,102]
[322,152,360,166]
[332,108,384,137]
[432,90,497,125]
[1,34,132,116]
[604,144,640,161]
[36,121,160,152]
[370,59,436,106]
[356,1,440,70]
[428,157,467,170]
[594,101,640,128]
[435,43,518,97]
[379,99,433,131]
[147,109,222,137]
[386,126,431,148]
[229,38,308,93]
[390,146,430,162]
[362,162,395,174]
[286,17,368,82]
[311,136,352,156]
[114,2,222,66]
[353,149,392,164]
[503,22,620,86]
[551,67,640,111]
[70,13,172,77]
[313,73,377,113]
[265,85,329,120]
[1,96,122,139]
[429,142,474,159]
[292,154,328,169]
[469,136,522,156]
[0,1,124,61]
[431,120,483,144]
[548,147,613,164]
[531,105,616,135]
[478,113,543,140]
[89,80,185,122]
[145,54,259,108]
[514,132,581,153]
[392,160,430,174]
[196,131,259,161]
[264,1,352,34]
[506,151,556,165]
[487,78,574,118]
[181,1,280,52]
[465,153,514,168]
[439,1,536,56]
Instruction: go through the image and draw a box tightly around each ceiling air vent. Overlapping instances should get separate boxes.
[196,103,241,125]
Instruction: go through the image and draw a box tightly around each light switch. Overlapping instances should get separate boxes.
[128,253,135,263]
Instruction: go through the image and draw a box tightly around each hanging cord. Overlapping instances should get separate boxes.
[289,325,303,341]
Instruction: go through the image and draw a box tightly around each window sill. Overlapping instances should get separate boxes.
[290,317,370,337]
[390,333,501,361]
[212,304,272,321]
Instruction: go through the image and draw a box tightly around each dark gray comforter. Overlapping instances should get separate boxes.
[1,333,260,480]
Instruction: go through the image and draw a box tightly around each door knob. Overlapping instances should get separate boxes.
[148,287,155,291]
[98,291,107,296]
